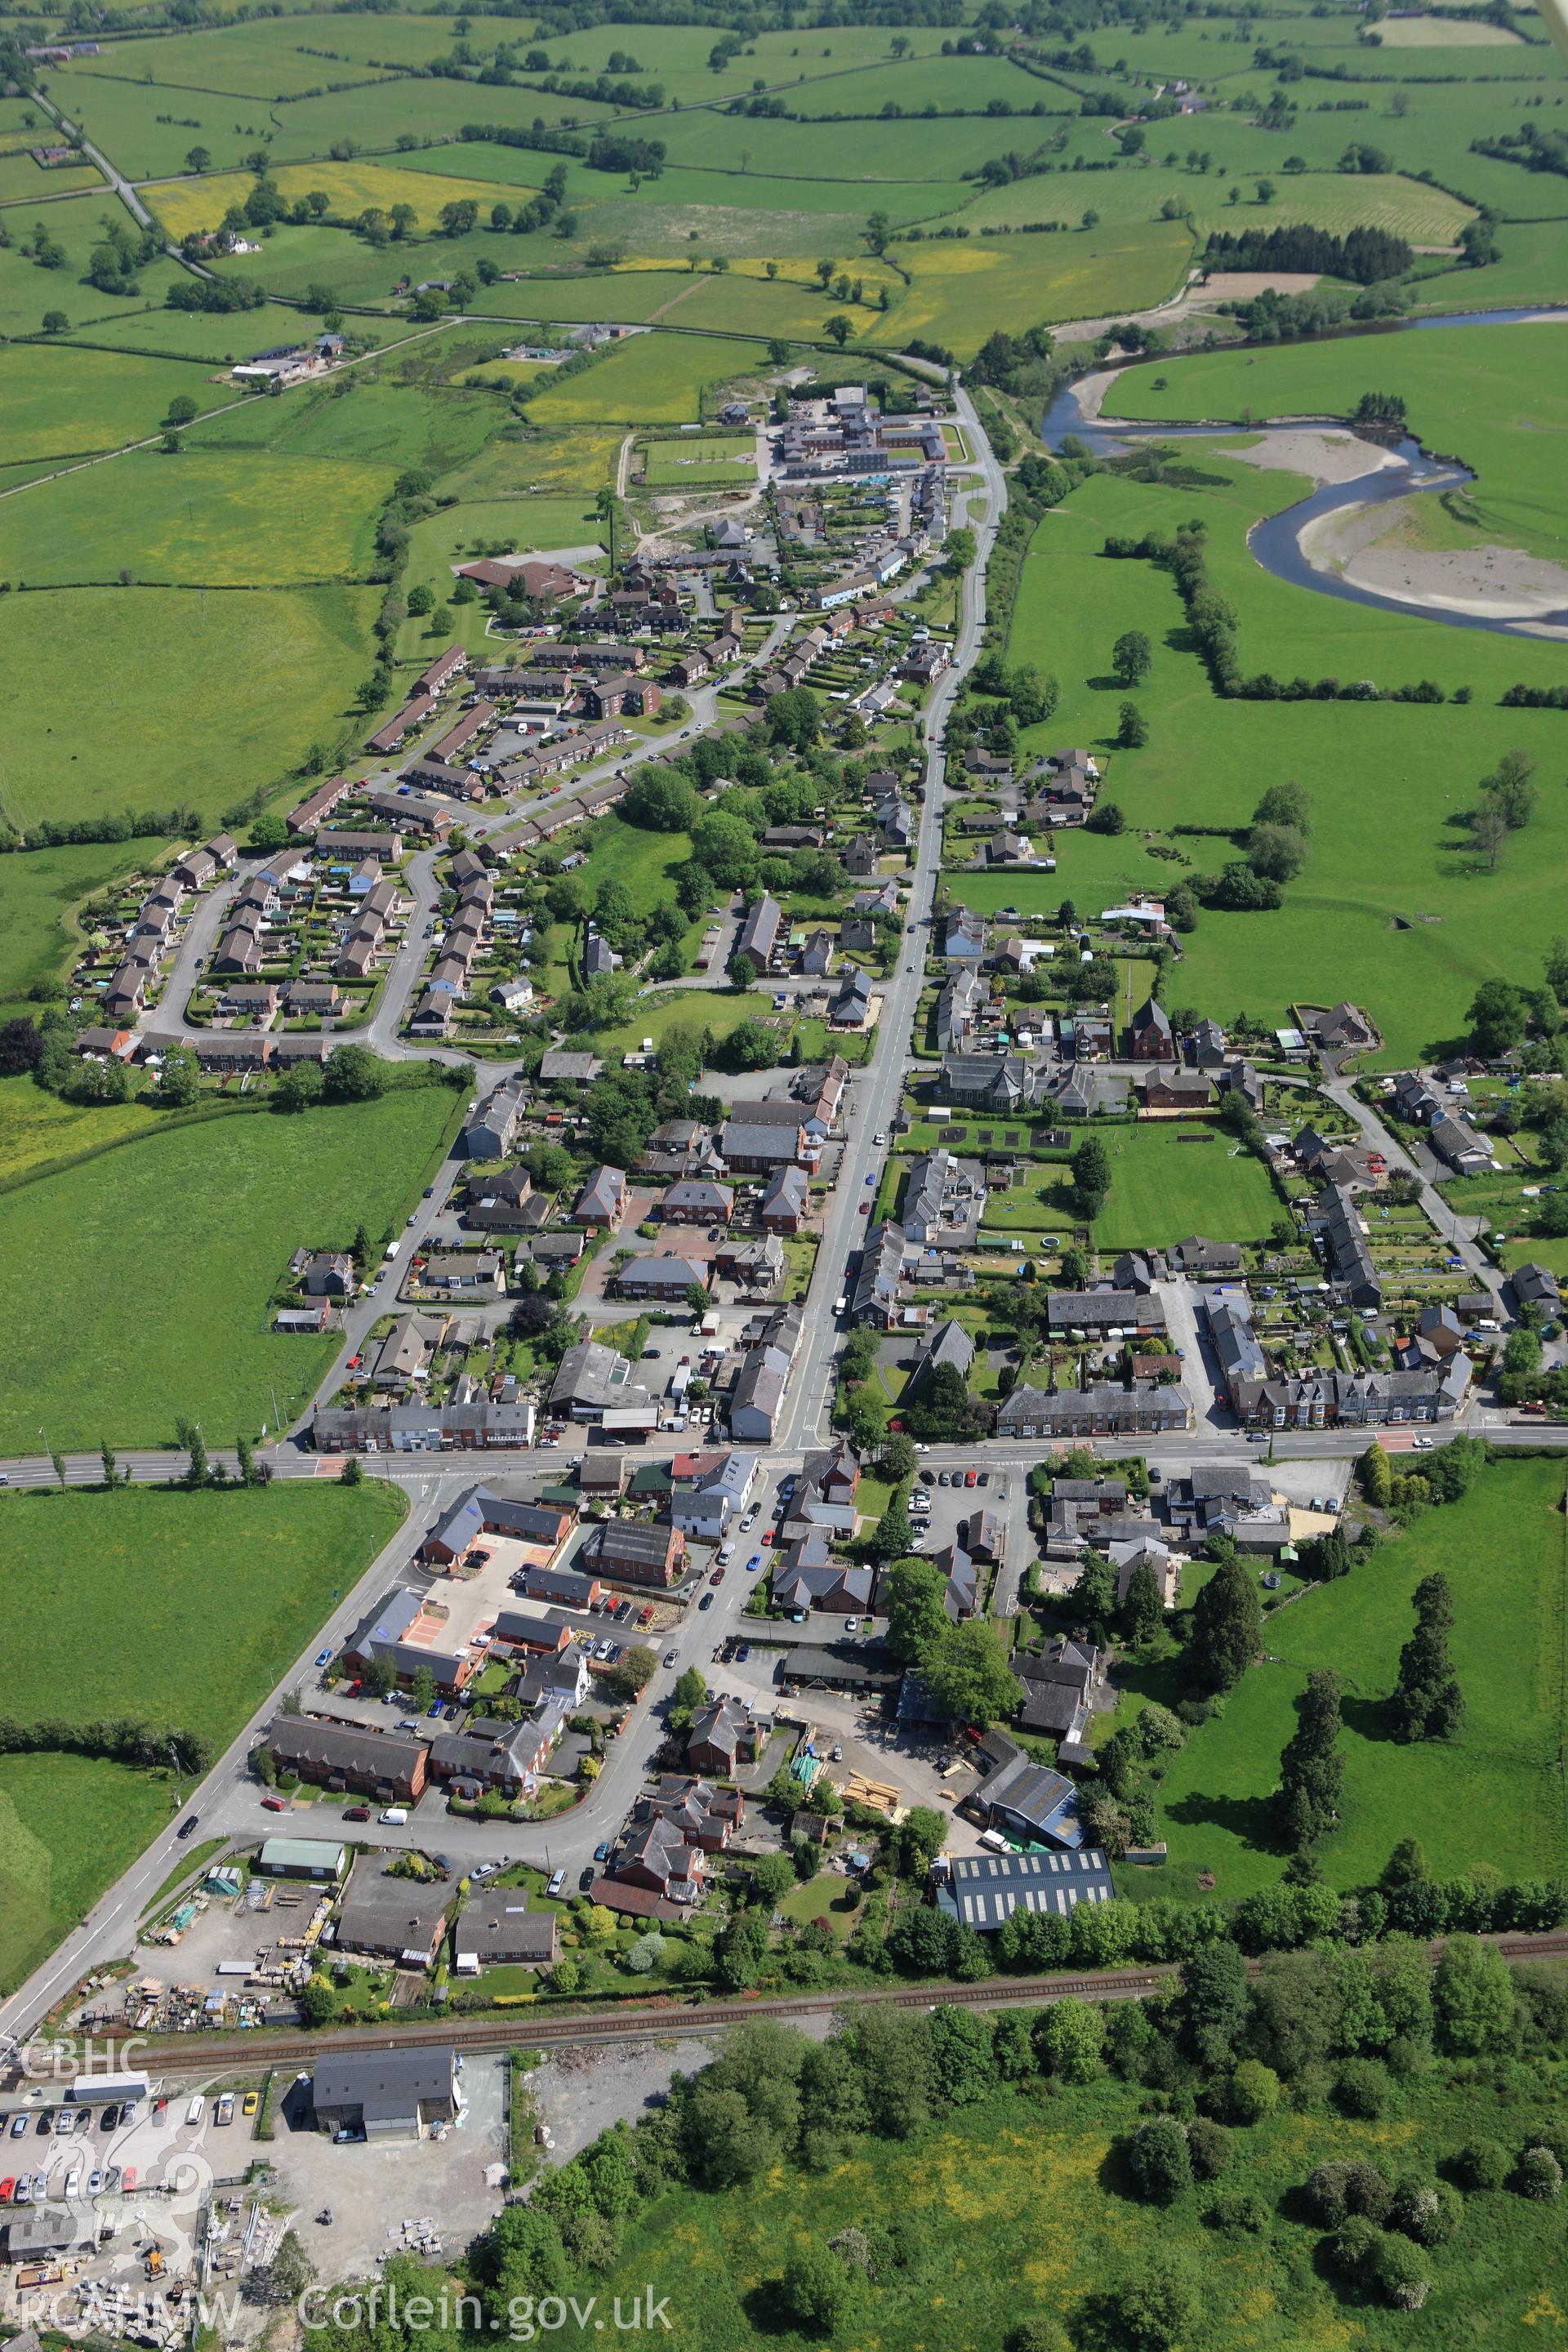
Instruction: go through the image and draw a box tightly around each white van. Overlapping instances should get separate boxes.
[978,1829,1013,1855]
[383,1241,401,1262]
[380,1806,409,1825]
[185,2096,204,2128]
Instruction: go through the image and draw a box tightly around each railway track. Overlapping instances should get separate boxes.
[57,1933,1568,2082]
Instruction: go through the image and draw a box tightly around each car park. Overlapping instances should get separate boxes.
[920,1469,935,1485]
[938,1469,950,1485]
[0,2180,14,2204]
[10,2114,27,2139]
[964,1470,978,1487]
[243,2093,259,2118]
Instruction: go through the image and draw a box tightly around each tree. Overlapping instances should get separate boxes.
[880,1432,918,1485]
[1071,1133,1111,1220]
[1120,1558,1164,1646]
[750,1850,795,1905]
[1467,977,1529,1058]
[410,1663,436,1713]
[1080,2253,1199,2352]
[864,208,891,255]
[185,145,212,172]
[1180,1938,1251,2070]
[781,2241,858,2334]
[42,308,69,334]
[1481,746,1537,831]
[1360,1438,1392,1508]
[866,1489,913,1564]
[1253,780,1312,834]
[1036,1996,1104,2082]
[159,1043,200,1107]
[1246,822,1308,882]
[1118,701,1148,749]
[825,314,853,347]
[921,1620,1018,1726]
[1183,1555,1260,1695]
[1389,1571,1464,1742]
[1127,2116,1192,2203]
[323,1044,385,1102]
[1275,1668,1343,1850]
[882,1559,950,1664]
[608,1645,658,1701]
[1432,1935,1516,2055]
[166,392,198,427]
[1470,802,1510,872]
[1112,629,1152,687]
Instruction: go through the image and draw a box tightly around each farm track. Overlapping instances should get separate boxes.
[64,1934,1568,2078]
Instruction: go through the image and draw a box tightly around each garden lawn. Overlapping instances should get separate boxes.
[597,2071,1568,2352]
[0,1480,404,1990]
[0,1085,458,1452]
[0,446,394,585]
[523,332,770,425]
[0,581,376,834]
[1133,1459,1568,1904]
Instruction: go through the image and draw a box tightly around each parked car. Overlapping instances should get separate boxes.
[343,1804,370,1822]
[9,2114,28,2139]
[594,1841,611,1862]
[261,1793,287,1812]
[547,1868,566,1897]
[662,1649,679,1668]
[243,2093,259,2118]
[737,1643,751,1662]
[698,1592,714,1610]
[314,1649,333,1668]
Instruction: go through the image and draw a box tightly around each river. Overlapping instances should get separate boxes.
[1040,307,1568,637]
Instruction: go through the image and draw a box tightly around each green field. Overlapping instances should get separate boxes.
[0,1083,458,1452]
[524,331,769,424]
[0,340,239,464]
[1134,1459,1568,1904]
[0,445,394,583]
[0,1480,406,1990]
[960,167,1475,247]
[962,1120,1281,1251]
[0,581,376,833]
[0,187,185,336]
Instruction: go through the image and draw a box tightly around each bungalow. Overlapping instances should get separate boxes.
[1169,1235,1243,1276]
[421,1251,504,1294]
[1136,1068,1213,1116]
[454,1900,559,1971]
[539,1049,604,1086]
[424,1488,574,1565]
[572,1165,628,1228]
[332,1867,451,1969]
[372,1314,448,1388]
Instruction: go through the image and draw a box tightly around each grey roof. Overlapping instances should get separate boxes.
[311,2046,457,2123]
[936,1846,1114,1929]
[332,1867,452,1953]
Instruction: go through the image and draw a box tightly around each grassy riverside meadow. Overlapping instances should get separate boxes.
[0,1481,408,1993]
[0,1084,458,1454]
[1001,430,1568,1065]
